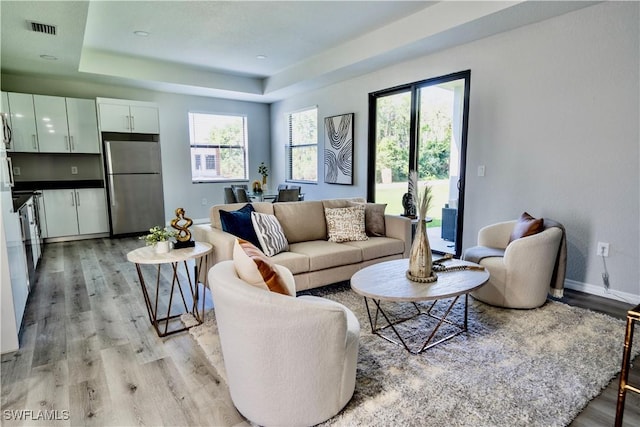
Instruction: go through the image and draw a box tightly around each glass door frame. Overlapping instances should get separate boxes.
[367,70,471,257]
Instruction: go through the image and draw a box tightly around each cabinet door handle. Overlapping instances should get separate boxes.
[125,115,130,130]
[32,134,37,149]
[70,135,75,151]
[65,136,70,150]
[130,115,135,131]
[76,191,80,206]
[71,191,75,206]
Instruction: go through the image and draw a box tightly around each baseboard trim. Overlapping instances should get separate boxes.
[565,279,640,305]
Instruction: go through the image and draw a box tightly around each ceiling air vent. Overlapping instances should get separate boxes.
[28,21,57,35]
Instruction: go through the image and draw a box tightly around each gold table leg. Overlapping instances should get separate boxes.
[615,303,640,427]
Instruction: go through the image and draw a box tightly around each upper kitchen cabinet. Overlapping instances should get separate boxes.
[34,95,100,154]
[6,92,39,152]
[65,98,100,153]
[97,98,159,134]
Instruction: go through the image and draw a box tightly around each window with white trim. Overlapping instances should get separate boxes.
[287,107,318,182]
[189,112,247,182]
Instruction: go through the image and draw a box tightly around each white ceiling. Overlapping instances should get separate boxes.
[0,1,598,103]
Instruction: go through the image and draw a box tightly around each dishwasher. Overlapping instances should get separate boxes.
[18,203,35,288]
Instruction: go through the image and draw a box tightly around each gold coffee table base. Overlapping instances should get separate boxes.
[364,294,469,354]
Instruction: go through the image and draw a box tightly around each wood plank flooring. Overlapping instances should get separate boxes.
[1,237,638,426]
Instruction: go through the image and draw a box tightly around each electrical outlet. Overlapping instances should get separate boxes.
[71,166,78,175]
[597,242,610,257]
[12,166,20,176]
[201,198,208,206]
[477,165,485,177]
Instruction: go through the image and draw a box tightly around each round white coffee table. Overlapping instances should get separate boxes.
[351,257,489,354]
[127,242,212,337]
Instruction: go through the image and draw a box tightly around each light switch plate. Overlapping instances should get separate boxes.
[477,165,485,177]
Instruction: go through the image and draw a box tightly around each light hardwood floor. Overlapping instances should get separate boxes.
[1,237,638,426]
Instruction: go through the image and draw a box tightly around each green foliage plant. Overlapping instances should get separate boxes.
[140,226,176,246]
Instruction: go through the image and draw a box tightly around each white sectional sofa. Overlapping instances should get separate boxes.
[192,198,412,291]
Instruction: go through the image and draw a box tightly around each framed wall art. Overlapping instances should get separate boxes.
[324,113,353,185]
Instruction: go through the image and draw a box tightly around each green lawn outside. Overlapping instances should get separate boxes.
[375,180,449,228]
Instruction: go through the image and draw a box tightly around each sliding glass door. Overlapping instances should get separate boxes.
[368,71,470,257]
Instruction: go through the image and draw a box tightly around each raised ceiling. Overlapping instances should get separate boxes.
[0,1,598,102]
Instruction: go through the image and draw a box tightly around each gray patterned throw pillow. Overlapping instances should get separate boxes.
[250,212,289,257]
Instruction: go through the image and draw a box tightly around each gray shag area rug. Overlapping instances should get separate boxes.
[183,282,636,426]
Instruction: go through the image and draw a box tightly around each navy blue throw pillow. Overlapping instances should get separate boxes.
[219,204,262,249]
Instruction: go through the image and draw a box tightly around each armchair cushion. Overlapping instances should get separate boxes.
[233,239,292,296]
[509,211,544,243]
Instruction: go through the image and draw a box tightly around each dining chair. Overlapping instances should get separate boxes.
[224,187,237,204]
[274,188,300,202]
[235,188,250,203]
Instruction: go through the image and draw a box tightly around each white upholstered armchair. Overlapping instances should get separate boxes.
[462,219,565,309]
[208,260,360,427]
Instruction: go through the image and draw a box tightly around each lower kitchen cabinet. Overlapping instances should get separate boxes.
[42,188,109,238]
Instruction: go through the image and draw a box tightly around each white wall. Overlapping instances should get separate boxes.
[0,76,271,223]
[270,2,640,301]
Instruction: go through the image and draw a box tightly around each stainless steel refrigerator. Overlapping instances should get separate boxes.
[104,139,165,236]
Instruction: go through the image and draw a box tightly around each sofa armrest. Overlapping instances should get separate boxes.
[192,224,237,264]
[477,220,516,249]
[384,215,412,257]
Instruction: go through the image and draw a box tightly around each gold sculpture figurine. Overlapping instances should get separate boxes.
[171,208,195,248]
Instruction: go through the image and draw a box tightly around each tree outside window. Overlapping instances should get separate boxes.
[287,107,317,182]
[189,112,247,182]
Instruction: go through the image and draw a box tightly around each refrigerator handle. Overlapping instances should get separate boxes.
[7,157,15,187]
[109,178,116,207]
[105,142,114,174]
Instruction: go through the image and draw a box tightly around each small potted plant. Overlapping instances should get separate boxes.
[258,162,269,190]
[140,226,176,253]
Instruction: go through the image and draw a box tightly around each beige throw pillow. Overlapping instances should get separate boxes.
[324,206,368,243]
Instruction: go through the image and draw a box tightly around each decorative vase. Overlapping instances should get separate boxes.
[262,176,268,193]
[155,240,170,254]
[407,219,435,282]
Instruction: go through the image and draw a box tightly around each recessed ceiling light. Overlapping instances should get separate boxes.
[256,54,267,60]
[39,54,57,60]
[134,30,150,37]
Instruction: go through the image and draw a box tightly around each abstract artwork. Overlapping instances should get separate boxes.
[324,113,353,184]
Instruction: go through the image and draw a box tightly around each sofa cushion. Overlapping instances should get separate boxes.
[349,202,387,237]
[273,201,327,243]
[269,251,310,275]
[325,206,368,243]
[220,204,262,249]
[509,212,544,243]
[321,197,366,209]
[232,239,292,296]
[344,236,405,261]
[289,240,362,271]
[251,212,289,256]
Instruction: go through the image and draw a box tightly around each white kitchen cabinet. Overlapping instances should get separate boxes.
[6,92,38,152]
[97,98,159,134]
[34,95,100,154]
[75,188,109,234]
[42,188,109,238]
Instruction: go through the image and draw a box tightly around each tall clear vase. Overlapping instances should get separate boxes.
[407,219,434,282]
